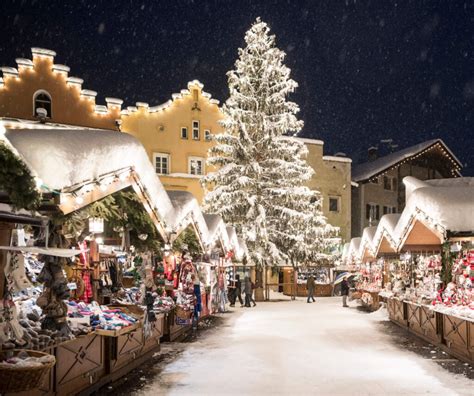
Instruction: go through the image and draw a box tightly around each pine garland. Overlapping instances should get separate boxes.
[0,143,41,210]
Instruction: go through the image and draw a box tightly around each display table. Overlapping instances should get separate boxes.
[386,297,473,364]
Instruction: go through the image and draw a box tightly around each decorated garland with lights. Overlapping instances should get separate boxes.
[0,143,41,210]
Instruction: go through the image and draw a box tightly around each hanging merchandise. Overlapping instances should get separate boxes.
[4,252,33,292]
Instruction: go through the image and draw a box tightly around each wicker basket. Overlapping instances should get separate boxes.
[175,306,192,320]
[0,350,56,393]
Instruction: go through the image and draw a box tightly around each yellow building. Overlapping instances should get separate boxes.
[294,137,352,243]
[120,80,223,203]
[0,48,121,130]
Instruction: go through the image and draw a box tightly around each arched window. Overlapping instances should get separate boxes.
[33,90,52,118]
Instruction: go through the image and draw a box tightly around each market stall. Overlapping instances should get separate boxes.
[345,176,474,364]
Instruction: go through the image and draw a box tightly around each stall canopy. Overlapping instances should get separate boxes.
[203,213,231,253]
[0,126,249,261]
[342,176,474,264]
[1,127,175,239]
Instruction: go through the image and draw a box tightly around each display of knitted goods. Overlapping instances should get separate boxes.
[66,301,139,331]
[23,254,44,284]
[152,295,175,314]
[0,350,55,368]
[35,255,72,337]
[2,294,75,350]
[4,252,33,292]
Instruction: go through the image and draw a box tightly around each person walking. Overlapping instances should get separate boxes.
[230,274,244,307]
[244,276,252,307]
[250,279,257,307]
[218,271,227,312]
[341,276,350,307]
[307,275,316,303]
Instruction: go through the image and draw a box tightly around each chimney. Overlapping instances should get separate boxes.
[368,146,378,161]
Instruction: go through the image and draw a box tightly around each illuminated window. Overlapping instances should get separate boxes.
[192,120,200,140]
[366,203,380,222]
[33,90,52,118]
[181,127,188,139]
[153,153,170,175]
[189,157,204,175]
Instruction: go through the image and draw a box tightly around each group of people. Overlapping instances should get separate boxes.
[217,272,256,312]
[229,274,256,308]
[307,275,350,307]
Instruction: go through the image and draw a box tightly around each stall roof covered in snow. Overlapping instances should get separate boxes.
[167,190,209,247]
[352,139,462,182]
[204,214,230,251]
[1,128,176,231]
[344,177,474,263]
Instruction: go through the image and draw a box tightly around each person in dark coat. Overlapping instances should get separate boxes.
[230,274,244,307]
[244,276,252,307]
[341,277,350,307]
[307,275,316,303]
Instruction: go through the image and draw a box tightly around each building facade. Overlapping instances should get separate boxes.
[295,138,352,243]
[120,80,223,203]
[0,48,121,130]
[351,139,462,237]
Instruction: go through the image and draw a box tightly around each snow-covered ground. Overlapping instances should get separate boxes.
[137,297,473,396]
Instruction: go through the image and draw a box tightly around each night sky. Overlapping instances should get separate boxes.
[1,0,473,174]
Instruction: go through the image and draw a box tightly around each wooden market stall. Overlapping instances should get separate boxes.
[344,177,474,364]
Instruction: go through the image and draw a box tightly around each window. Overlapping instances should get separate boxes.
[383,206,397,215]
[384,176,397,191]
[189,157,204,175]
[204,129,212,141]
[33,90,52,118]
[383,206,398,215]
[366,203,380,222]
[193,89,198,102]
[329,197,340,212]
[181,127,188,139]
[192,120,200,140]
[153,153,170,175]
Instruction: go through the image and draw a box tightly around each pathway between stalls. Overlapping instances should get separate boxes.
[137,297,472,396]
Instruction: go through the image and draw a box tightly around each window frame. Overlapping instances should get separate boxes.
[33,89,52,118]
[383,175,397,191]
[192,120,200,140]
[188,156,205,176]
[153,152,170,175]
[328,196,340,213]
[204,129,212,141]
[181,127,188,139]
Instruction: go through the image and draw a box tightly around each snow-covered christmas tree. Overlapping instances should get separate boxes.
[203,18,337,268]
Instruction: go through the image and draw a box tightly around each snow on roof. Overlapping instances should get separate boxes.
[204,213,231,251]
[358,226,378,260]
[2,128,176,232]
[235,237,248,261]
[394,177,474,244]
[352,139,462,182]
[346,176,474,258]
[167,190,209,247]
[292,136,324,146]
[372,213,401,253]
